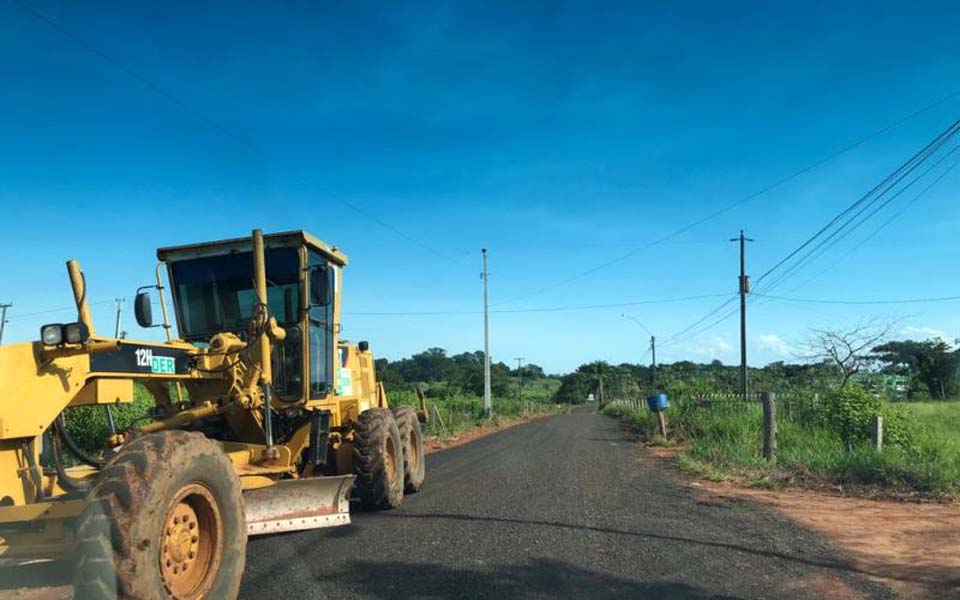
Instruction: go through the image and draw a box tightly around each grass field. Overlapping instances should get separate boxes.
[603,397,960,496]
[902,401,960,435]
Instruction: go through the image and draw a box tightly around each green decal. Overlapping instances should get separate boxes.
[151,356,176,374]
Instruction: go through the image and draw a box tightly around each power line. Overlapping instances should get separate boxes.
[778,150,960,296]
[346,292,734,316]
[665,121,960,348]
[9,0,465,267]
[492,89,960,307]
[755,140,960,297]
[755,293,960,305]
[752,117,960,293]
[6,299,114,320]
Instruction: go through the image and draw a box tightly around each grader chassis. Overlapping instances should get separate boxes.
[0,229,426,599]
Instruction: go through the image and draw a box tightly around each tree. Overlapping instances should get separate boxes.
[801,321,893,389]
[873,339,960,399]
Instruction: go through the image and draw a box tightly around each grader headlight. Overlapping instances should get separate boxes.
[41,322,88,346]
[41,323,64,346]
[64,322,89,344]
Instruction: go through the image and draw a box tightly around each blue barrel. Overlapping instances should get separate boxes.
[646,393,669,412]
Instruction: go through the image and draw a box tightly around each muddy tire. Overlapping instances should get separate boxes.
[353,408,404,510]
[392,406,425,494]
[73,431,246,600]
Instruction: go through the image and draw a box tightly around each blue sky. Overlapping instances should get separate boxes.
[2,1,959,373]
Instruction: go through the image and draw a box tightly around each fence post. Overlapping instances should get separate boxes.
[761,391,777,464]
[656,411,668,438]
[872,415,883,451]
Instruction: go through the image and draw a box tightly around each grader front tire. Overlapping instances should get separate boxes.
[353,408,404,510]
[73,431,246,600]
[392,406,425,494]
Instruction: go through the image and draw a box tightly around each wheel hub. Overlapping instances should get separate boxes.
[159,484,223,599]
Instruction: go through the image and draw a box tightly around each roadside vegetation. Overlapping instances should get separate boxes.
[596,330,960,497]
[377,347,564,439]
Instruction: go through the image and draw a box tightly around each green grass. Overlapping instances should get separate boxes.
[603,398,960,496]
[902,400,960,434]
[385,388,565,440]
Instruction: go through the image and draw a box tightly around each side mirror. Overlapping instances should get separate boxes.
[134,291,153,328]
[309,267,332,307]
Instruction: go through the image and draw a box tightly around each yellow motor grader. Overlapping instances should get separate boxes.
[0,229,425,599]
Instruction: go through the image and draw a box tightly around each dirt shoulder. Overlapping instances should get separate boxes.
[644,446,960,599]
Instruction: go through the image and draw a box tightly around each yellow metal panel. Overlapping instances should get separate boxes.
[68,379,134,407]
[0,445,26,505]
[0,342,89,439]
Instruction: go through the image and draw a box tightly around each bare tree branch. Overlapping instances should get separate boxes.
[800,318,896,388]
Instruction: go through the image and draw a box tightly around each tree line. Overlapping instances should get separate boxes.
[375,347,545,399]
[377,335,960,404]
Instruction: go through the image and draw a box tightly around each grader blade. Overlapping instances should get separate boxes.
[244,475,354,536]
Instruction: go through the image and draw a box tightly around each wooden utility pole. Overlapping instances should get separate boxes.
[730,230,754,400]
[482,249,492,415]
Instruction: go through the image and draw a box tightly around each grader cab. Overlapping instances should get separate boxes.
[0,229,425,599]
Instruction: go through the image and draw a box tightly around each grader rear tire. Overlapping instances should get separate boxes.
[73,431,246,600]
[392,406,425,493]
[353,408,404,510]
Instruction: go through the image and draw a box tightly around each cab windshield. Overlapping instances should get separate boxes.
[169,247,301,342]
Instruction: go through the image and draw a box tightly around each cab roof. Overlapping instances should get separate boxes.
[156,230,348,266]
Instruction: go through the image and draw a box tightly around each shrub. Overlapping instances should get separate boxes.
[819,384,912,447]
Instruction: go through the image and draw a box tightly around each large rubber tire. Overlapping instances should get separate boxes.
[73,431,246,600]
[353,408,404,510]
[392,406,425,494]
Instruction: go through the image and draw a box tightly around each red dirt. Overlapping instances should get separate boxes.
[646,446,960,599]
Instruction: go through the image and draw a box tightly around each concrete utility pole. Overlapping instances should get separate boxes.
[0,303,11,345]
[621,313,657,390]
[650,335,657,389]
[482,249,492,415]
[729,230,754,400]
[514,357,525,407]
[113,297,125,338]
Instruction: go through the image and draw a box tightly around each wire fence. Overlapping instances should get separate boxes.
[607,390,826,431]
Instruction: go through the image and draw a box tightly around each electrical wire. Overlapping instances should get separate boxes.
[666,115,960,348]
[751,118,960,294]
[754,139,960,296]
[491,91,960,307]
[778,151,960,296]
[9,0,465,267]
[754,293,960,305]
[6,299,114,320]
[345,292,734,316]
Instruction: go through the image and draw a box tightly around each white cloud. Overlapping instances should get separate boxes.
[693,336,733,360]
[758,333,793,358]
[901,326,949,341]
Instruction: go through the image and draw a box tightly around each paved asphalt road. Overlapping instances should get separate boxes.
[240,407,894,599]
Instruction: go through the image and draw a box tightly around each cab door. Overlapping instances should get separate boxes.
[308,251,334,398]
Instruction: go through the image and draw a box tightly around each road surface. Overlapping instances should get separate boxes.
[240,406,893,599]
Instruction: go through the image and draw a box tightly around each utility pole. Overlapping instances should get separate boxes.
[621,313,656,391]
[482,248,492,416]
[113,297,125,338]
[514,357,525,408]
[650,335,657,389]
[729,230,754,400]
[0,303,10,345]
